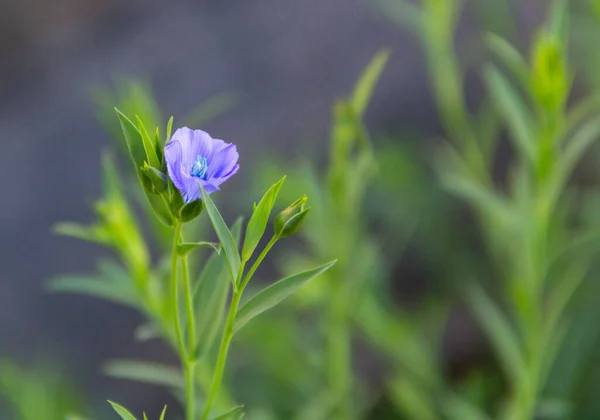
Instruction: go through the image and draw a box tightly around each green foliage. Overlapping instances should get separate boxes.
[234,260,337,332]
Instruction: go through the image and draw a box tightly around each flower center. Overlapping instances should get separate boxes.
[190,155,208,180]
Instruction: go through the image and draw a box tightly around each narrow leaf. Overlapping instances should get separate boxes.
[234,260,337,333]
[159,406,167,420]
[198,183,241,285]
[213,405,244,420]
[485,32,529,88]
[242,176,286,261]
[467,284,525,382]
[195,218,243,357]
[483,64,536,162]
[135,115,160,168]
[47,276,137,308]
[108,401,137,420]
[178,242,221,256]
[165,116,174,145]
[103,360,183,389]
[133,323,161,342]
[351,49,391,118]
[115,109,146,172]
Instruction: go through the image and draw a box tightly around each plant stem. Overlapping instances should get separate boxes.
[185,361,196,420]
[240,235,278,291]
[182,255,196,355]
[181,253,197,420]
[171,222,186,357]
[201,264,245,420]
[327,288,351,420]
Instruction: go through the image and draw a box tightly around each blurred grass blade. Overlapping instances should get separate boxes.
[47,276,137,309]
[372,0,422,34]
[108,401,137,420]
[467,283,525,383]
[483,64,536,163]
[485,33,529,89]
[234,260,337,333]
[213,405,244,419]
[104,360,183,389]
[159,406,167,420]
[351,49,391,118]
[182,92,237,127]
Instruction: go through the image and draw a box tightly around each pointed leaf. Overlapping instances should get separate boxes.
[178,242,221,256]
[165,116,174,145]
[234,260,337,332]
[116,108,173,226]
[133,323,161,342]
[103,360,183,389]
[159,406,167,420]
[352,49,391,118]
[213,405,244,420]
[467,284,525,382]
[47,276,137,308]
[135,115,160,168]
[195,218,243,357]
[483,64,536,162]
[108,401,137,420]
[143,414,148,420]
[486,32,529,88]
[242,176,286,261]
[198,183,241,285]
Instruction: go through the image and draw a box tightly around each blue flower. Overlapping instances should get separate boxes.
[164,128,239,203]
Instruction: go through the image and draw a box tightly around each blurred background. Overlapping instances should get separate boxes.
[4,0,600,419]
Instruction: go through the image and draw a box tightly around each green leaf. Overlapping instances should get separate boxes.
[213,405,244,419]
[52,222,108,245]
[135,115,160,168]
[47,276,137,308]
[159,406,167,420]
[103,360,183,389]
[115,108,146,172]
[483,64,536,162]
[165,116,174,145]
[108,401,137,420]
[194,218,243,357]
[178,241,221,256]
[467,284,525,383]
[198,183,241,285]
[143,414,148,420]
[234,260,337,333]
[485,32,529,88]
[351,49,391,118]
[116,108,173,227]
[242,176,286,261]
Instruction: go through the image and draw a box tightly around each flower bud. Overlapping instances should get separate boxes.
[275,195,310,238]
[141,163,168,194]
[530,32,568,111]
[179,198,204,223]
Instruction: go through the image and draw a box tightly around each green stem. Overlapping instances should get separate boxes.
[327,289,351,420]
[181,253,197,420]
[201,274,244,420]
[171,222,186,357]
[185,361,196,420]
[182,255,196,355]
[240,235,278,291]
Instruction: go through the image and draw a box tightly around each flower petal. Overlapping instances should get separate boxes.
[164,139,187,195]
[171,128,214,175]
[182,178,220,203]
[208,139,239,179]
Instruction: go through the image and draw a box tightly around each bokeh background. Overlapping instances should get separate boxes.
[4,0,600,419]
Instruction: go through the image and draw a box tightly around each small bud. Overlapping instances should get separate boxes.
[142,163,168,194]
[179,198,204,222]
[530,32,568,111]
[275,195,310,238]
